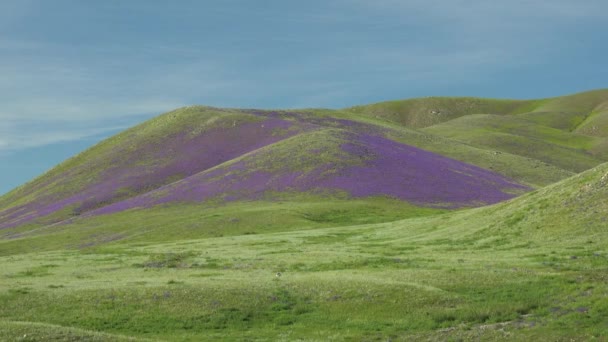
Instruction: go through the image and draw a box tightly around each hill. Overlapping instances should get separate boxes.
[0,107,532,232]
[1,157,606,340]
[2,89,608,340]
[422,113,606,173]
[347,88,608,130]
[349,89,608,182]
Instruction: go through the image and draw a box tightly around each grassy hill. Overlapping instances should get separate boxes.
[1,89,608,340]
[348,89,608,185]
[348,88,608,130]
[0,107,531,232]
[0,158,606,341]
[347,96,541,128]
[575,101,608,137]
[5,90,608,231]
[422,114,607,172]
[0,107,310,228]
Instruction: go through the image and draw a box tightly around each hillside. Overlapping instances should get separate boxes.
[3,90,608,240]
[348,88,608,130]
[1,157,606,340]
[422,114,606,172]
[0,107,533,232]
[0,107,307,226]
[1,89,608,340]
[350,89,608,182]
[347,96,541,128]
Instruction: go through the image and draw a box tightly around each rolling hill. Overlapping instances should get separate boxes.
[1,143,607,341]
[1,89,608,340]
[0,106,533,233]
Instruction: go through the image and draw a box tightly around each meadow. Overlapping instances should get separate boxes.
[1,162,607,341]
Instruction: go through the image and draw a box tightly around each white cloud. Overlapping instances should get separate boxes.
[0,118,134,152]
[0,92,185,152]
[0,37,239,151]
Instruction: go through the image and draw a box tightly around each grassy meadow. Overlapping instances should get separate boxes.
[1,162,607,341]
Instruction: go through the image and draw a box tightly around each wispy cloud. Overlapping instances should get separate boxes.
[1,0,606,155]
[0,116,141,154]
[0,37,234,152]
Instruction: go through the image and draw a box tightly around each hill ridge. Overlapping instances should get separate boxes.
[2,88,608,232]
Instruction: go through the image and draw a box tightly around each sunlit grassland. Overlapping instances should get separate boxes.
[576,109,608,137]
[1,163,607,341]
[422,114,607,173]
[0,196,444,257]
[305,109,574,187]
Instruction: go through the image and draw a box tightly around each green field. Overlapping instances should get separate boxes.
[1,162,607,341]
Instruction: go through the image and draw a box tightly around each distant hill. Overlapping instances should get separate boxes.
[347,88,608,130]
[1,89,607,241]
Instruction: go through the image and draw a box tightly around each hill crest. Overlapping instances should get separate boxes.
[2,89,608,231]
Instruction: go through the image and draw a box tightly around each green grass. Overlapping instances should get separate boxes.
[347,96,543,128]
[0,195,444,256]
[576,108,608,137]
[531,88,608,114]
[425,114,600,150]
[422,114,606,173]
[1,163,607,340]
[346,89,608,130]
[0,320,146,341]
[517,110,588,131]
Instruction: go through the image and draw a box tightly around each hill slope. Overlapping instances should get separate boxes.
[0,107,531,231]
[422,113,607,172]
[0,107,311,228]
[348,88,608,130]
[1,89,608,340]
[2,89,608,238]
[349,89,608,180]
[89,129,527,216]
[0,160,606,340]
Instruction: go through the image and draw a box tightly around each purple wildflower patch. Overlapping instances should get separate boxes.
[87,132,529,216]
[1,109,532,228]
[0,116,305,229]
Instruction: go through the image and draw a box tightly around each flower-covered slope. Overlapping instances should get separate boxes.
[0,108,310,229]
[0,107,531,229]
[89,129,529,216]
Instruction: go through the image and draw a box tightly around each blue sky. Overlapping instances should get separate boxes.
[1,0,607,195]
